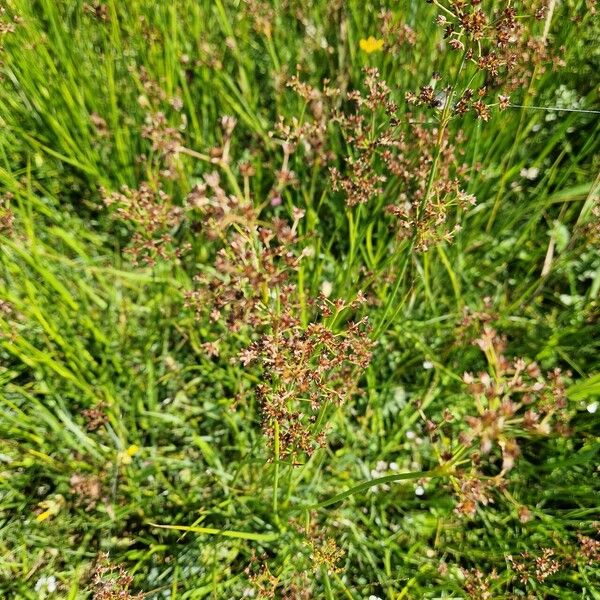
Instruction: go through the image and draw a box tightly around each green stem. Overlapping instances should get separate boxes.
[272,419,281,526]
[486,4,556,232]
[321,565,335,600]
[375,49,468,335]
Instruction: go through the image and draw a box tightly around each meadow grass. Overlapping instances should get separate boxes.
[0,0,599,598]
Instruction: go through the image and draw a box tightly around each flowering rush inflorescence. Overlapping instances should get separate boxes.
[460,323,572,473]
[282,67,476,252]
[102,183,189,266]
[183,169,373,461]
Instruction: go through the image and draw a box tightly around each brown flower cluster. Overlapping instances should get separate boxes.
[578,530,600,564]
[90,554,143,600]
[327,68,474,251]
[244,559,280,599]
[379,9,417,55]
[244,555,311,599]
[90,112,109,137]
[329,68,396,207]
[274,74,339,172]
[82,402,109,431]
[243,0,275,38]
[134,65,169,106]
[253,297,372,460]
[209,116,237,165]
[505,533,599,586]
[141,111,183,163]
[309,537,345,574]
[83,3,109,22]
[131,65,186,178]
[69,473,105,511]
[285,67,476,251]
[507,548,562,583]
[102,183,188,266]
[0,7,22,38]
[184,172,372,459]
[0,299,18,341]
[459,325,571,472]
[382,122,475,251]
[453,472,501,517]
[428,0,565,119]
[0,193,14,236]
[184,172,301,329]
[461,567,498,600]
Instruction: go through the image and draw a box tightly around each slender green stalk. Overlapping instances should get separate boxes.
[272,418,281,526]
[321,566,335,600]
[375,50,468,335]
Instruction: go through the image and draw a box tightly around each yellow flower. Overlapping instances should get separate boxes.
[36,509,53,523]
[359,36,384,54]
[126,444,139,456]
[118,444,140,465]
[35,495,65,522]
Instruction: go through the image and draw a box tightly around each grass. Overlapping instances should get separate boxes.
[0,0,599,598]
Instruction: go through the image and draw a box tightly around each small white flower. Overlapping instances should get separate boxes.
[586,401,598,414]
[393,385,406,405]
[320,280,333,298]
[137,94,150,109]
[368,596,383,600]
[406,430,416,440]
[389,462,399,471]
[422,360,434,369]
[415,485,425,496]
[34,575,57,594]
[301,245,315,258]
[520,167,539,180]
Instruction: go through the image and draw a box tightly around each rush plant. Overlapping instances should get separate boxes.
[0,1,599,598]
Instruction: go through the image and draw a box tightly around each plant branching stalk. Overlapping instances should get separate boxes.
[272,418,281,526]
[376,50,468,336]
[486,2,557,232]
[176,145,244,200]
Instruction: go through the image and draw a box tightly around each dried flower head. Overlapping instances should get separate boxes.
[454,472,498,517]
[325,68,475,251]
[82,402,109,431]
[508,548,562,583]
[102,183,189,266]
[461,567,498,600]
[90,554,143,600]
[310,537,345,574]
[83,3,109,22]
[69,473,105,511]
[0,194,15,236]
[459,322,572,472]
[578,531,600,564]
[183,167,372,460]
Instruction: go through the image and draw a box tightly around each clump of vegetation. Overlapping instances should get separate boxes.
[0,0,599,598]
